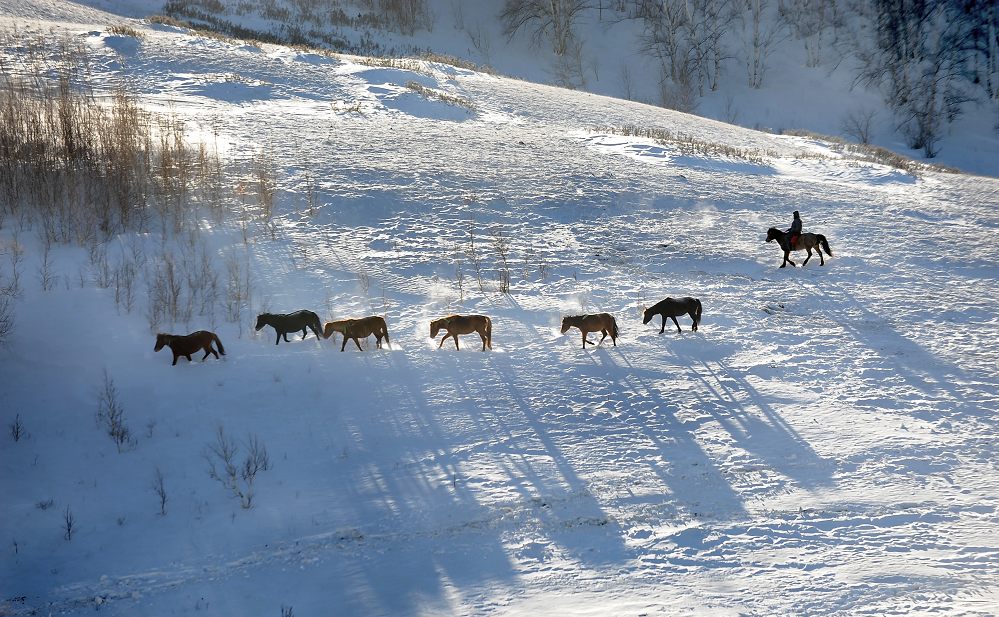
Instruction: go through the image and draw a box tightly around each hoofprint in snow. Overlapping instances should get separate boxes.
[2,3,998,617]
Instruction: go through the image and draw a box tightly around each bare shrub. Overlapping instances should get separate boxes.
[465,218,484,293]
[96,369,135,452]
[38,243,57,291]
[9,413,24,441]
[597,125,776,164]
[405,82,477,112]
[63,506,75,541]
[0,286,12,345]
[206,426,270,509]
[491,228,512,294]
[152,467,167,515]
[36,499,54,510]
[108,24,145,38]
[500,0,588,56]
[842,108,876,144]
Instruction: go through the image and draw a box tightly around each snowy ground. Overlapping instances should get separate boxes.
[2,3,999,616]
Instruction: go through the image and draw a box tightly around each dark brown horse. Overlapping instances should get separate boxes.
[255,310,323,345]
[323,316,390,351]
[430,314,492,351]
[766,227,833,268]
[560,313,619,348]
[154,331,225,366]
[643,297,702,334]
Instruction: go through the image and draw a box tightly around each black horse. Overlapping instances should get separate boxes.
[766,227,832,268]
[643,297,702,334]
[255,310,323,345]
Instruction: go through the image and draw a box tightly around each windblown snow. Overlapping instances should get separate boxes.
[1,2,998,616]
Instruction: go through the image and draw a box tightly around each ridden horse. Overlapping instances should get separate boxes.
[255,310,323,345]
[643,297,702,334]
[560,313,619,348]
[323,316,390,352]
[430,314,492,351]
[766,227,833,268]
[154,331,225,366]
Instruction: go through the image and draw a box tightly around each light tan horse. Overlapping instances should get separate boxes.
[154,331,225,366]
[323,316,390,351]
[560,313,619,348]
[430,314,492,351]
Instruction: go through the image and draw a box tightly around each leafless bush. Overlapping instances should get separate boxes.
[491,228,512,294]
[405,82,477,112]
[281,605,294,617]
[63,506,75,541]
[253,150,277,238]
[96,369,135,452]
[0,287,12,345]
[152,467,167,515]
[357,270,371,296]
[37,243,57,291]
[108,24,145,38]
[597,125,776,164]
[841,108,876,144]
[36,499,54,510]
[206,426,270,509]
[225,251,252,331]
[9,413,24,441]
[465,219,484,293]
[500,0,588,56]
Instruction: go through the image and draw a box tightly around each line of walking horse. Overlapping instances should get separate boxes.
[154,225,831,366]
[152,296,703,366]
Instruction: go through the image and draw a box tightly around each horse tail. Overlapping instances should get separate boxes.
[612,316,620,339]
[485,316,492,349]
[381,318,390,347]
[212,332,226,356]
[310,312,323,338]
[694,299,703,327]
[819,234,833,256]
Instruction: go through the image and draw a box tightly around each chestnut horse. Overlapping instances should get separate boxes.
[255,310,323,345]
[643,296,702,334]
[323,316,390,351]
[154,331,225,366]
[765,227,832,268]
[430,314,492,351]
[561,313,619,348]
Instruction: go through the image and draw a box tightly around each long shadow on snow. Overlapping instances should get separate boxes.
[657,340,835,489]
[307,350,517,616]
[812,280,998,434]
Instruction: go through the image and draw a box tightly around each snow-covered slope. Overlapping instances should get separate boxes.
[2,2,998,616]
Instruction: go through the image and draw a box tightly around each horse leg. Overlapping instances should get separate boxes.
[353,337,363,351]
[581,331,589,348]
[172,352,179,366]
[671,316,681,333]
[659,315,666,334]
[478,331,487,351]
[688,312,697,332]
[437,335,447,349]
[803,247,812,265]
[599,329,608,345]
[819,248,825,265]
[301,327,308,340]
[453,334,460,350]
[185,354,193,362]
[340,337,348,352]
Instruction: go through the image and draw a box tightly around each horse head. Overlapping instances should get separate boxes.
[765,228,779,243]
[254,314,269,331]
[430,319,442,339]
[560,316,573,334]
[153,334,168,351]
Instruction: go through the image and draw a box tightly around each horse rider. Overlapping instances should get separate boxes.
[786,210,802,251]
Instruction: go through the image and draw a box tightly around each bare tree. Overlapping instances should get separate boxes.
[500,0,590,56]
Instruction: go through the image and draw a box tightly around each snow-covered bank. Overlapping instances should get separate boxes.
[1,3,998,616]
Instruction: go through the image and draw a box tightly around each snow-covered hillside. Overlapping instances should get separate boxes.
[2,1,998,616]
[47,0,999,177]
